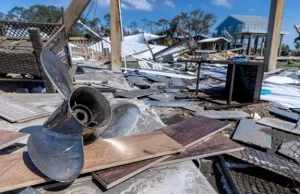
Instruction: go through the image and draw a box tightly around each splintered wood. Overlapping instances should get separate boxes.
[0,131,184,192]
[0,96,49,123]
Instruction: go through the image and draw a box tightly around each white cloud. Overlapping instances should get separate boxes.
[98,0,110,6]
[164,0,176,9]
[249,8,254,12]
[188,3,192,8]
[210,0,233,8]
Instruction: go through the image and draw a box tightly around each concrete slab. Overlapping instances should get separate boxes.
[232,119,272,149]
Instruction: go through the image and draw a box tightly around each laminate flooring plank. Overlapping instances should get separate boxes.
[195,110,250,120]
[0,131,184,192]
[257,118,300,136]
[115,88,158,99]
[92,116,230,189]
[161,115,231,147]
[0,96,50,123]
[267,108,299,122]
[0,130,29,150]
[154,135,244,167]
[92,156,170,189]
[227,147,300,182]
[232,118,272,149]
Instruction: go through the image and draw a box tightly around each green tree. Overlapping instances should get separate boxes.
[295,42,300,50]
[281,44,290,51]
[103,13,111,28]
[172,8,216,36]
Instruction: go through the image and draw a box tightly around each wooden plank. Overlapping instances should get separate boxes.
[232,118,272,149]
[115,88,158,99]
[0,130,29,150]
[60,0,91,32]
[161,116,231,148]
[257,118,300,136]
[154,135,244,167]
[0,131,184,192]
[227,147,300,182]
[110,0,122,71]
[92,156,170,189]
[92,116,230,189]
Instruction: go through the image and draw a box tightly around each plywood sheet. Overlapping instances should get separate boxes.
[0,131,184,192]
[92,116,230,189]
[0,130,29,150]
[227,147,300,182]
[0,96,50,123]
[155,135,244,167]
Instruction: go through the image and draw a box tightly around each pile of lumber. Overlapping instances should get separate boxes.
[0,116,244,192]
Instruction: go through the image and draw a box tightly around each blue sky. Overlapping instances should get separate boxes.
[1,0,299,48]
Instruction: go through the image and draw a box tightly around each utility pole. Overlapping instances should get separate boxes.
[264,0,285,72]
[110,0,122,71]
[59,0,91,32]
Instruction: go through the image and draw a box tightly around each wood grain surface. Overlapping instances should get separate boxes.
[155,135,244,167]
[0,131,184,192]
[92,156,171,189]
[0,130,29,150]
[92,116,230,189]
[161,116,231,147]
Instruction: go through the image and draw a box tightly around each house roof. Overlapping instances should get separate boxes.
[230,15,268,26]
[215,15,268,30]
[198,37,230,43]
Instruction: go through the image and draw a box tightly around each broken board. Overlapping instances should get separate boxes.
[278,140,300,163]
[92,116,231,189]
[115,88,158,99]
[257,118,300,136]
[195,110,250,120]
[154,134,244,167]
[0,96,50,123]
[227,147,300,183]
[232,119,272,149]
[0,131,184,192]
[0,130,29,150]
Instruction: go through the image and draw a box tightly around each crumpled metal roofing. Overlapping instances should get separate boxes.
[123,33,166,43]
